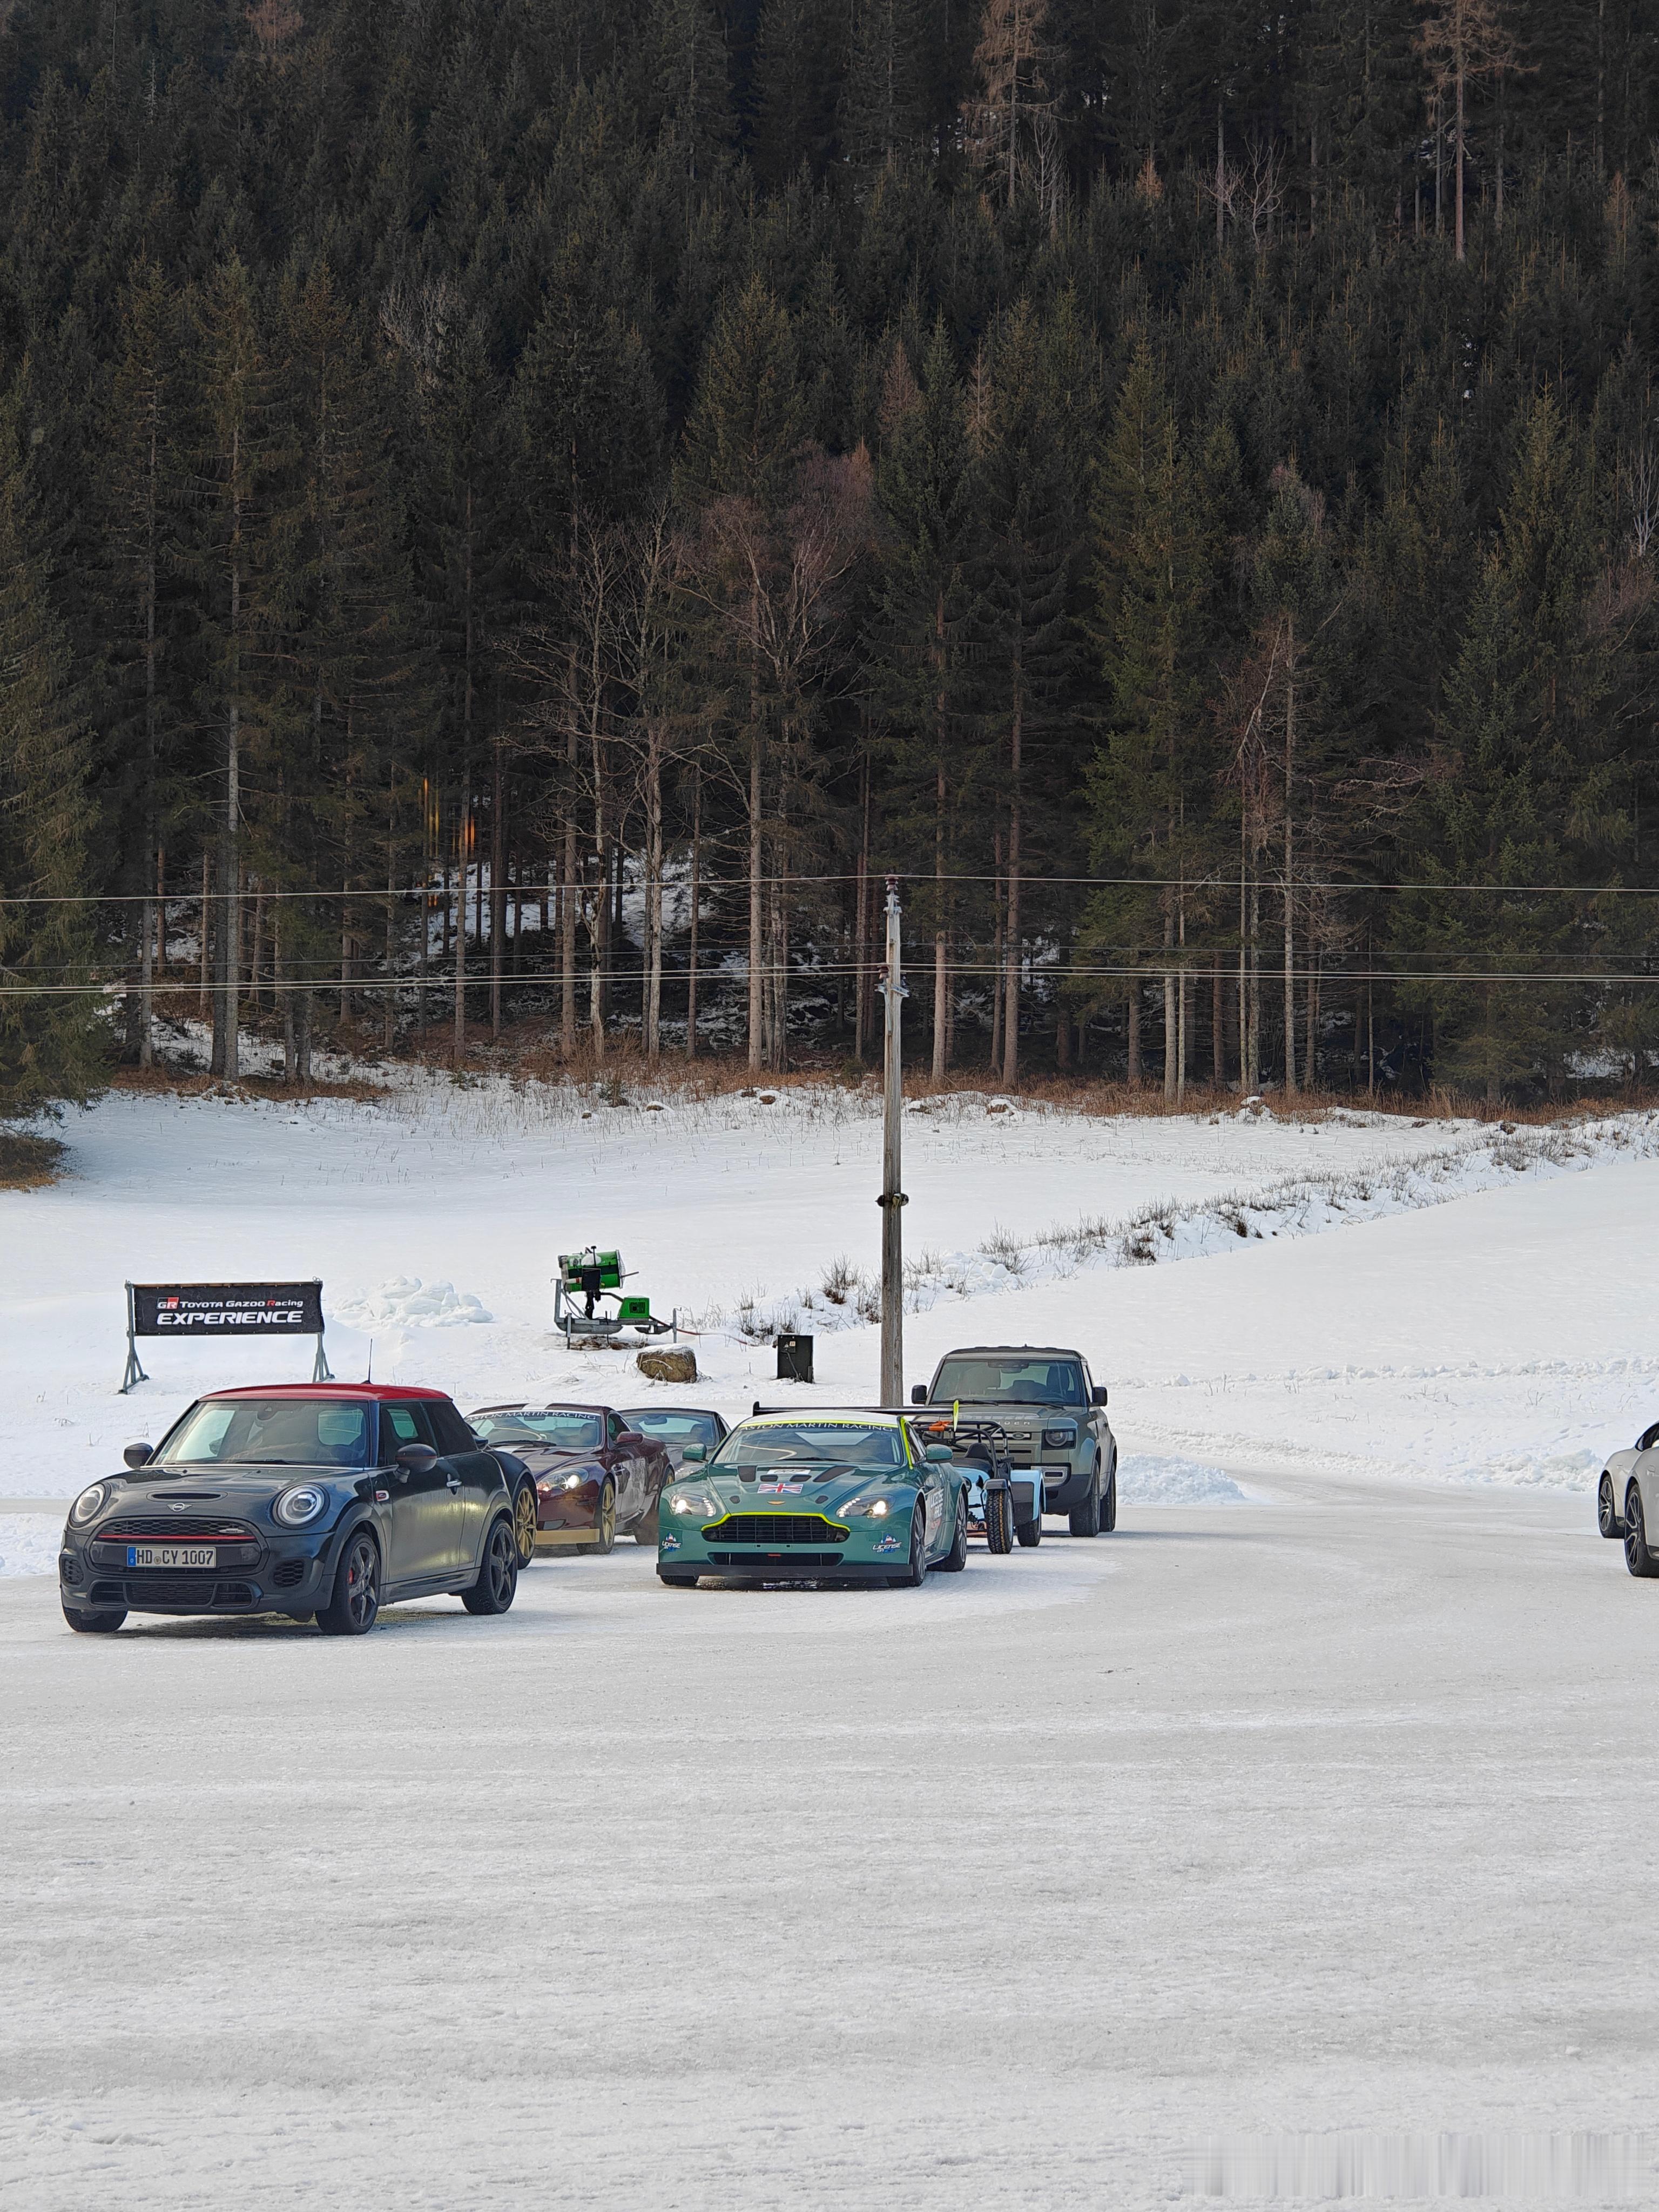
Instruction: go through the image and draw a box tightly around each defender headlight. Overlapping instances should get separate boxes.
[273,1483,329,1528]
[69,1484,107,1527]
[1043,1424,1077,1449]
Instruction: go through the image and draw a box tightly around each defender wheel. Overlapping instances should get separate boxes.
[1625,1486,1659,1578]
[936,1496,969,1573]
[658,1570,698,1588]
[888,1507,927,1588]
[1599,1473,1623,1539]
[1069,1480,1101,1538]
[512,1478,538,1568]
[63,1605,125,1634]
[984,1486,1014,1554]
[317,1530,381,1636]
[1101,1468,1117,1533]
[463,1518,520,1615]
[1015,1513,1042,1548]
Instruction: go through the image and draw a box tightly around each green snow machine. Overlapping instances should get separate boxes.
[554,1247,677,1347]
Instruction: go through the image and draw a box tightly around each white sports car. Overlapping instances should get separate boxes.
[1600,1421,1659,1574]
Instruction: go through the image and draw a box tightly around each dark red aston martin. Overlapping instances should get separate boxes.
[467,1402,675,1552]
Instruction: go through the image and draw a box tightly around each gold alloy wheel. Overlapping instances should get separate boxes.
[594,1480,616,1554]
[513,1481,537,1567]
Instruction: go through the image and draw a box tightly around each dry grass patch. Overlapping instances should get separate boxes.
[0,1131,67,1188]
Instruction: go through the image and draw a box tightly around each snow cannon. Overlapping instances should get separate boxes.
[554,1247,677,1347]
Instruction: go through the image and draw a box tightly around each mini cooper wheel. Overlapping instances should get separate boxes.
[463,1518,520,1615]
[318,1530,381,1636]
[1624,1485,1659,1578]
[887,1507,927,1588]
[936,1495,969,1573]
[512,1478,538,1568]
[1069,1479,1101,1538]
[63,1604,125,1634]
[1599,1473,1623,1539]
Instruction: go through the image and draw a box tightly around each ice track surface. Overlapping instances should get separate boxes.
[6,1473,1659,2209]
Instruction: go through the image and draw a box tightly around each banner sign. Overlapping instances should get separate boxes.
[130,1282,325,1338]
[121,1280,331,1392]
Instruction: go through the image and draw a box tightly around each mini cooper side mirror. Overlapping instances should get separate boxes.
[395,1442,439,1474]
[1092,1385,1108,1406]
[123,1442,154,1469]
[924,1442,954,1462]
[911,1384,927,1404]
[682,1442,706,1462]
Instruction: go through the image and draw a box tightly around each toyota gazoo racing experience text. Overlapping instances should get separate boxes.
[58,1384,523,1636]
[656,1409,971,1588]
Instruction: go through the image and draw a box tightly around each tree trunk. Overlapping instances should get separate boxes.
[687,764,701,1060]
[561,730,578,1056]
[213,425,243,1083]
[1282,632,1297,1096]
[1212,952,1225,1088]
[644,728,664,1067]
[490,733,505,1039]
[854,749,872,1060]
[990,827,1004,1076]
[747,732,764,1072]
[1162,910,1177,1103]
[932,595,949,1082]
[1454,46,1466,260]
[1000,672,1022,1088]
[1127,981,1141,1084]
[453,796,468,1065]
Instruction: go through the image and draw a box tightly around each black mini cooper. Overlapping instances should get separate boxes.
[58,1384,522,1636]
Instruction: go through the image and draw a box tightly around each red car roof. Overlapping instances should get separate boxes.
[200,1383,451,1402]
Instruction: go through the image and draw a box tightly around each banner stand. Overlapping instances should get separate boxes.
[120,1281,333,1394]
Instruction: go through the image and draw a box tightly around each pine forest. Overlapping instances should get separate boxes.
[3,0,1659,1111]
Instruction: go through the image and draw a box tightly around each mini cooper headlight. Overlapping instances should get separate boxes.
[1043,1424,1078,1449]
[273,1483,329,1528]
[69,1483,107,1527]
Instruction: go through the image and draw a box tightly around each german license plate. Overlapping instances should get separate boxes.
[126,1545,215,1569]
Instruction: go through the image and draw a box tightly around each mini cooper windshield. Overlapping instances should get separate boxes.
[929,1357,1084,1405]
[471,1408,605,1451]
[713,1422,907,1470]
[158,1398,374,1469]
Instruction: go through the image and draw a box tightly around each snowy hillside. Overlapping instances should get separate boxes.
[5,1076,1657,1505]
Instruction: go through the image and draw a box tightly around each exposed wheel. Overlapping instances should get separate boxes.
[1101,1466,1117,1533]
[887,1506,926,1588]
[984,1485,1014,1554]
[1599,1473,1623,1539]
[63,1604,125,1634]
[936,1494,969,1573]
[1625,1485,1659,1577]
[584,1480,616,1555]
[463,1517,520,1614]
[1069,1478,1101,1537]
[512,1477,538,1568]
[316,1529,381,1636]
[657,1570,699,1588]
[1015,1511,1042,1548]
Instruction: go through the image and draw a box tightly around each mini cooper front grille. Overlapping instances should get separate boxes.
[125,1574,223,1605]
[100,1518,257,1541]
[90,1581,125,1606]
[707,1550,846,1568]
[699,1514,849,1546]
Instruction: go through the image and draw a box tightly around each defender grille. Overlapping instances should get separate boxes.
[699,1514,848,1546]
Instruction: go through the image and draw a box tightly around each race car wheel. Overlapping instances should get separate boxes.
[1015,1512,1042,1548]
[512,1478,538,1568]
[658,1570,699,1588]
[984,1486,1014,1554]
[464,1517,520,1614]
[936,1495,969,1573]
[1069,1479,1101,1538]
[585,1480,617,1555]
[888,1507,926,1588]
[1624,1485,1659,1578]
[1599,1473,1623,1539]
[1101,1467,1117,1533]
[317,1530,381,1636]
[63,1604,125,1633]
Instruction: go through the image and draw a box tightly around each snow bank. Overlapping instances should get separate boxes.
[331,1276,493,1327]
[0,1515,60,1577]
[1115,1454,1249,1506]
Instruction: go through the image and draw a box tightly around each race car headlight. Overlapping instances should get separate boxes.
[69,1484,107,1527]
[840,1495,893,1519]
[1043,1424,1077,1449]
[273,1483,329,1528]
[669,1491,714,1516]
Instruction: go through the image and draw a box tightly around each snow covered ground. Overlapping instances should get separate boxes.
[3,1078,1658,1510]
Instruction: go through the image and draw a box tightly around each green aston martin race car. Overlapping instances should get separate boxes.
[656,1409,970,1587]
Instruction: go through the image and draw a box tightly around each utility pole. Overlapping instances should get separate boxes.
[878,878,907,1405]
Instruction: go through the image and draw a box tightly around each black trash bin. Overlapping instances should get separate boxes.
[776,1333,814,1384]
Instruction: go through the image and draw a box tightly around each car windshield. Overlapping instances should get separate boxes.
[469,1408,605,1452]
[712,1422,906,1470]
[619,1411,721,1446]
[158,1398,373,1468]
[929,1357,1085,1406]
